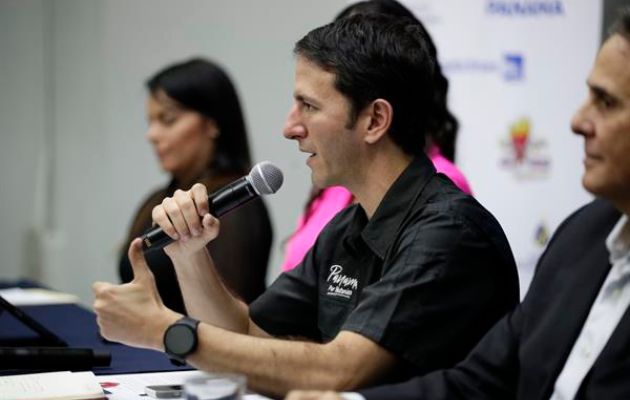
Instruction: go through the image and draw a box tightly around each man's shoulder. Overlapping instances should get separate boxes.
[317,203,361,238]
[522,199,621,322]
[550,198,620,242]
[416,176,500,230]
[529,198,620,285]
[570,197,619,222]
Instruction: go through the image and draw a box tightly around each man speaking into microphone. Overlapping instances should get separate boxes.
[93,14,518,398]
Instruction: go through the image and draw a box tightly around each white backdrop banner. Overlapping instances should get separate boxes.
[403,0,602,294]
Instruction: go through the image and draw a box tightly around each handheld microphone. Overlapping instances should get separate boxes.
[142,161,283,251]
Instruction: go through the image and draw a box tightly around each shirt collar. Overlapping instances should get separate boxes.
[606,215,630,266]
[359,156,436,259]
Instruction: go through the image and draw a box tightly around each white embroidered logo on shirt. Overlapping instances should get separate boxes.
[326,265,358,299]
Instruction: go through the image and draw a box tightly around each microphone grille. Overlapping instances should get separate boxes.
[248,161,284,195]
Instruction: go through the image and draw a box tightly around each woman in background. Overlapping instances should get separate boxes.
[281,0,472,272]
[120,58,272,312]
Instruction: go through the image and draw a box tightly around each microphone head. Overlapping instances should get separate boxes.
[248,161,284,195]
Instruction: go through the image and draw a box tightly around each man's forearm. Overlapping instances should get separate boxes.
[186,326,395,398]
[170,247,250,333]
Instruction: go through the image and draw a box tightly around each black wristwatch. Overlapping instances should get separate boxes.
[163,316,200,363]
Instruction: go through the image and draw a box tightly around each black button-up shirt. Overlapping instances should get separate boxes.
[250,156,519,379]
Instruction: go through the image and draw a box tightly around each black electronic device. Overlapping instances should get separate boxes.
[0,347,111,370]
[0,293,112,371]
[0,293,67,347]
[145,384,184,399]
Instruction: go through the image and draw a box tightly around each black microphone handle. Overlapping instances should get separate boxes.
[142,177,258,251]
[0,347,111,370]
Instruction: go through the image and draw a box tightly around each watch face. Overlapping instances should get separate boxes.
[165,324,195,356]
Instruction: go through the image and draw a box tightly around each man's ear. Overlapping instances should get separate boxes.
[363,99,393,145]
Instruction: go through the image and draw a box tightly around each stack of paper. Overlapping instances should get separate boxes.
[0,288,79,306]
[0,371,105,400]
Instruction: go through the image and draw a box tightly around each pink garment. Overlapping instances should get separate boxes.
[426,145,473,196]
[281,186,354,272]
[281,148,472,272]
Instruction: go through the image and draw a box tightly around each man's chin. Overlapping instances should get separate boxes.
[582,173,608,198]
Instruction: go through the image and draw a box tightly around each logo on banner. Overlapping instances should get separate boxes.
[326,265,358,300]
[504,54,525,80]
[499,117,551,179]
[443,53,525,82]
[534,220,550,247]
[486,0,565,16]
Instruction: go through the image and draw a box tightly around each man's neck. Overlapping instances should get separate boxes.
[607,195,630,219]
[349,151,413,219]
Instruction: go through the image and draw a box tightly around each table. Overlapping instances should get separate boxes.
[0,280,191,375]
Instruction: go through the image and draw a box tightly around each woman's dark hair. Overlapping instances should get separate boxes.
[146,58,252,174]
[335,0,459,161]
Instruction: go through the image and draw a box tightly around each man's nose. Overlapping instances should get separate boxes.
[570,102,594,137]
[283,104,306,140]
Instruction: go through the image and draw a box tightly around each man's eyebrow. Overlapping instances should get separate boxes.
[294,93,319,104]
[589,84,609,97]
[588,81,618,101]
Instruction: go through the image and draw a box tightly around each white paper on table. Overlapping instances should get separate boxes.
[0,287,79,306]
[0,370,104,400]
[99,370,270,400]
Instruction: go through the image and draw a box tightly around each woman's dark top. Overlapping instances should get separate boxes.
[118,170,273,313]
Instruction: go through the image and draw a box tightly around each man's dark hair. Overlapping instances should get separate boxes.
[146,58,251,175]
[610,6,630,41]
[335,0,459,161]
[295,14,437,157]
